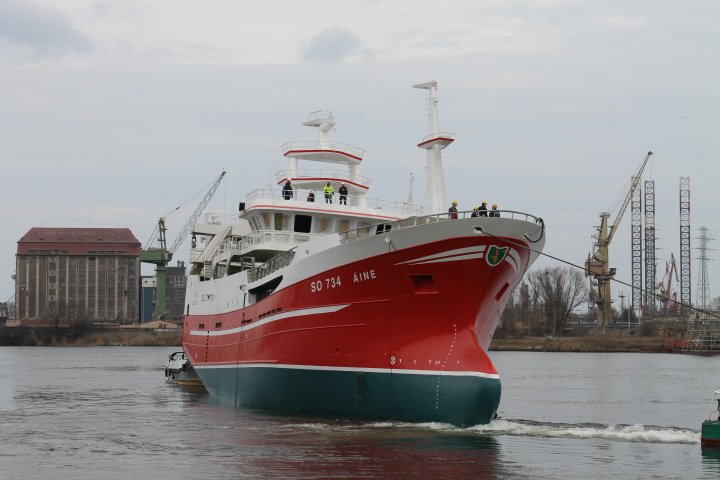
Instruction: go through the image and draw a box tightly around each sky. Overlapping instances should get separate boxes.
[1,0,718,315]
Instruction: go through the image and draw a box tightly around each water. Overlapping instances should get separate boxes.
[1,347,718,479]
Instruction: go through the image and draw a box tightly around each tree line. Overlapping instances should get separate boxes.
[500,266,588,336]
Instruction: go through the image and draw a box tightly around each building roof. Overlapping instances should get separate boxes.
[17,228,141,255]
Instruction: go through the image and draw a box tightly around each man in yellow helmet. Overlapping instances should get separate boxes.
[471,206,480,218]
[490,204,500,217]
[479,201,488,217]
[323,182,334,203]
[448,201,458,220]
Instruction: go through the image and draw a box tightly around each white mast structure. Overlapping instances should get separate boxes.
[413,81,454,215]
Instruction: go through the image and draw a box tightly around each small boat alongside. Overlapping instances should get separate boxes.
[165,351,203,386]
[701,390,720,447]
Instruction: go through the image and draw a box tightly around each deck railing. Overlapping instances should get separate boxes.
[274,169,372,187]
[247,248,297,283]
[339,210,543,244]
[281,141,366,159]
[201,212,242,226]
[243,188,422,216]
[420,131,455,143]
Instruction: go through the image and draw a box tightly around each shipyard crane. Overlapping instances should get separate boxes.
[140,171,226,320]
[657,253,679,314]
[587,151,653,327]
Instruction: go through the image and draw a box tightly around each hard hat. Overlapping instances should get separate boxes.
[473,207,478,210]
[482,201,487,204]
[492,204,497,208]
[452,201,457,205]
[341,182,345,185]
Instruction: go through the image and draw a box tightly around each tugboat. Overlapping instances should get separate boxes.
[701,390,720,447]
[165,351,203,386]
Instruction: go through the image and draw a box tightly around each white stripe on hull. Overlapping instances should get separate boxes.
[195,362,500,379]
[189,304,351,336]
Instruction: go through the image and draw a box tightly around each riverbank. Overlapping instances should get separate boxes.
[0,326,181,347]
[489,335,668,352]
[0,326,677,352]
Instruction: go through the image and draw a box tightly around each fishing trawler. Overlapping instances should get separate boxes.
[181,82,546,426]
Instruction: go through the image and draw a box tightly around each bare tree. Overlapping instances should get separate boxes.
[500,280,533,331]
[45,300,68,328]
[527,266,587,336]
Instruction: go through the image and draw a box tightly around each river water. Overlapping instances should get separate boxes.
[0,346,718,479]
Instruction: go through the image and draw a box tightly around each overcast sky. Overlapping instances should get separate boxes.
[1,0,718,314]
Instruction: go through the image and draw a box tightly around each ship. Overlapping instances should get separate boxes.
[181,82,546,427]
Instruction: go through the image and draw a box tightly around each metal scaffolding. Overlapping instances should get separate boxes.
[644,180,656,319]
[631,179,643,317]
[679,177,691,313]
[696,226,712,314]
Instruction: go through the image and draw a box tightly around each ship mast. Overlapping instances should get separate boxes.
[413,81,454,215]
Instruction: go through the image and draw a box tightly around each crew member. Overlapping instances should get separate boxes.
[471,207,480,218]
[490,204,500,217]
[448,201,458,219]
[338,182,348,205]
[282,180,293,200]
[479,201,488,217]
[323,182,334,203]
[307,190,315,202]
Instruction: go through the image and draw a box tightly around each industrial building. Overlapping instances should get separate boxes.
[15,228,141,326]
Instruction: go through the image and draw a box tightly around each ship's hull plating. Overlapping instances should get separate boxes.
[183,217,542,426]
[198,365,500,426]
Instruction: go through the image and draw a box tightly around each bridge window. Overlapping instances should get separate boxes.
[274,213,289,231]
[314,217,332,233]
[335,219,350,233]
[294,215,312,233]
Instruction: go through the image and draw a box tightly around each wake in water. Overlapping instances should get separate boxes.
[281,417,700,445]
[468,418,700,444]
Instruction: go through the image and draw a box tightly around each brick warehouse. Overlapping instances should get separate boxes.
[15,228,141,326]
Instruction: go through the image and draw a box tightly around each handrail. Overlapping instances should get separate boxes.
[202,212,242,225]
[274,169,373,187]
[243,188,423,215]
[281,141,366,159]
[247,248,297,283]
[339,210,543,244]
[421,131,455,143]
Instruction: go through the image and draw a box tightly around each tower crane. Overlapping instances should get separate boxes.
[140,171,226,320]
[586,151,652,326]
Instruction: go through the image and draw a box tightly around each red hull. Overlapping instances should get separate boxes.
[183,235,529,377]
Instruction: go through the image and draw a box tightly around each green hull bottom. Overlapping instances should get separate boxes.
[198,366,501,428]
[702,420,720,447]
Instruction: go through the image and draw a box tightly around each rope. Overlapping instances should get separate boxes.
[477,224,720,321]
